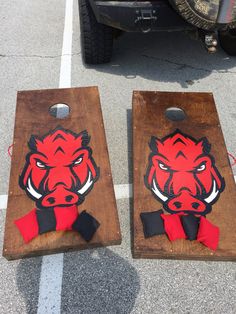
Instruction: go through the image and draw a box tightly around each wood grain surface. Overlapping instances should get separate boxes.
[3,87,121,260]
[132,91,236,261]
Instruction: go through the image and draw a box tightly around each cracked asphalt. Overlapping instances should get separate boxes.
[0,52,81,59]
[141,53,236,74]
[0,0,236,313]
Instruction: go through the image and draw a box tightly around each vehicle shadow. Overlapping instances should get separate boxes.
[87,31,236,88]
[61,248,140,314]
[16,256,42,314]
[16,247,140,314]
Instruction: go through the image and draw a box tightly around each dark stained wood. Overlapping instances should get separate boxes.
[132,91,236,261]
[3,87,121,260]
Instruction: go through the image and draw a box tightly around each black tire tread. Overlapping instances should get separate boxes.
[79,0,113,64]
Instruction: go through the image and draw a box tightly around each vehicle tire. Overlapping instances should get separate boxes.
[219,28,236,56]
[79,0,113,64]
[169,0,236,30]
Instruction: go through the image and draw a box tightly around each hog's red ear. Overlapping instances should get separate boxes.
[197,137,211,154]
[149,136,162,153]
[28,136,42,151]
[77,130,90,147]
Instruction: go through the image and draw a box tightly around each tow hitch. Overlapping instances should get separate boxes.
[135,9,158,33]
[199,31,218,53]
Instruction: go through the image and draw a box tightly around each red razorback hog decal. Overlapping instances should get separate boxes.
[19,126,99,208]
[145,129,225,215]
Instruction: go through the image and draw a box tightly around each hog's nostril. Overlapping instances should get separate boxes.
[173,201,182,209]
[192,202,200,209]
[47,197,55,204]
[65,195,74,202]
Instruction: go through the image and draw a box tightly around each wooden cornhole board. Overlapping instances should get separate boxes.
[3,87,121,260]
[133,91,236,261]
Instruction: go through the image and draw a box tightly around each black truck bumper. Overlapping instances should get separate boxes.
[89,0,194,32]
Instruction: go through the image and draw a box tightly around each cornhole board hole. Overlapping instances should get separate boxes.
[133,91,236,261]
[3,87,121,260]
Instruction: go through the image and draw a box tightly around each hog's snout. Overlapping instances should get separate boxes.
[167,190,206,213]
[41,186,79,207]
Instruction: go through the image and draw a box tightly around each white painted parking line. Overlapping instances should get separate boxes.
[114,183,132,199]
[36,183,133,314]
[59,0,73,89]
[0,195,7,209]
[37,254,64,314]
[37,0,74,313]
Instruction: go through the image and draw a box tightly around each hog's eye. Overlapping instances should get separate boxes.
[36,161,47,169]
[74,157,83,165]
[159,162,169,171]
[196,162,206,172]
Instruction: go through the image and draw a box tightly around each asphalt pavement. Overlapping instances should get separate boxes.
[0,1,236,313]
